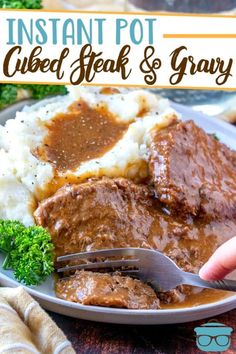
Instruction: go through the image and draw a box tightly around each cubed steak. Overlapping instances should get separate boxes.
[34,178,155,257]
[56,270,160,309]
[149,120,236,220]
[34,177,236,274]
[35,177,236,308]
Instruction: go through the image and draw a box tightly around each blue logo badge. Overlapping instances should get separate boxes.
[194,321,233,352]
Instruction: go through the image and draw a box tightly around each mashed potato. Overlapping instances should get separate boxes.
[0,87,179,225]
[0,150,35,226]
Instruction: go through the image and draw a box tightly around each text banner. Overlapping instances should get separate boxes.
[0,9,236,89]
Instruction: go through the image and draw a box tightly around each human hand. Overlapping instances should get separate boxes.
[199,236,236,280]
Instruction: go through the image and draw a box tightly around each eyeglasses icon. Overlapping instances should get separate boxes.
[196,334,231,347]
[194,321,233,352]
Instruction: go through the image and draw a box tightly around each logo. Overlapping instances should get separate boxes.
[194,321,233,352]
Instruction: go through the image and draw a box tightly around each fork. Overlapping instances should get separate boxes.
[57,248,236,292]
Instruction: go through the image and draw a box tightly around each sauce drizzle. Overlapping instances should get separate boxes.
[39,101,129,172]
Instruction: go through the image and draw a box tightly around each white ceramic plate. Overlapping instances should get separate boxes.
[0,99,236,325]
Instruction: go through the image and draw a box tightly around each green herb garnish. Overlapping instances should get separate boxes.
[0,0,42,9]
[0,84,68,110]
[0,220,54,286]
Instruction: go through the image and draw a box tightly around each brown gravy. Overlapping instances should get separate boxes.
[161,289,233,309]
[38,101,129,172]
[100,87,120,95]
[35,178,236,309]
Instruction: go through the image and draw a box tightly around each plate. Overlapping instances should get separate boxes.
[0,99,236,325]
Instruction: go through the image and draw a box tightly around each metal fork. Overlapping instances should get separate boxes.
[57,248,236,292]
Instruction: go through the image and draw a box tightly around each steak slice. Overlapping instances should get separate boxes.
[56,270,160,309]
[149,120,236,220]
[34,178,156,258]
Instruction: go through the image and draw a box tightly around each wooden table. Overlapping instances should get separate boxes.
[49,309,236,353]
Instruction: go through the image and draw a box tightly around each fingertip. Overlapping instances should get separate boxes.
[199,263,213,281]
[199,237,236,281]
[199,259,230,281]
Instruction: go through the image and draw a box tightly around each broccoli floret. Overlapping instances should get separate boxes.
[0,84,18,110]
[0,84,68,110]
[0,220,54,286]
[19,84,68,99]
[0,0,42,9]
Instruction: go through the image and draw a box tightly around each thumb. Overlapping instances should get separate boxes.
[199,236,236,281]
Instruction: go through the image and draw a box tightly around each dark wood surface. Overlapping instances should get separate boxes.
[49,309,236,353]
